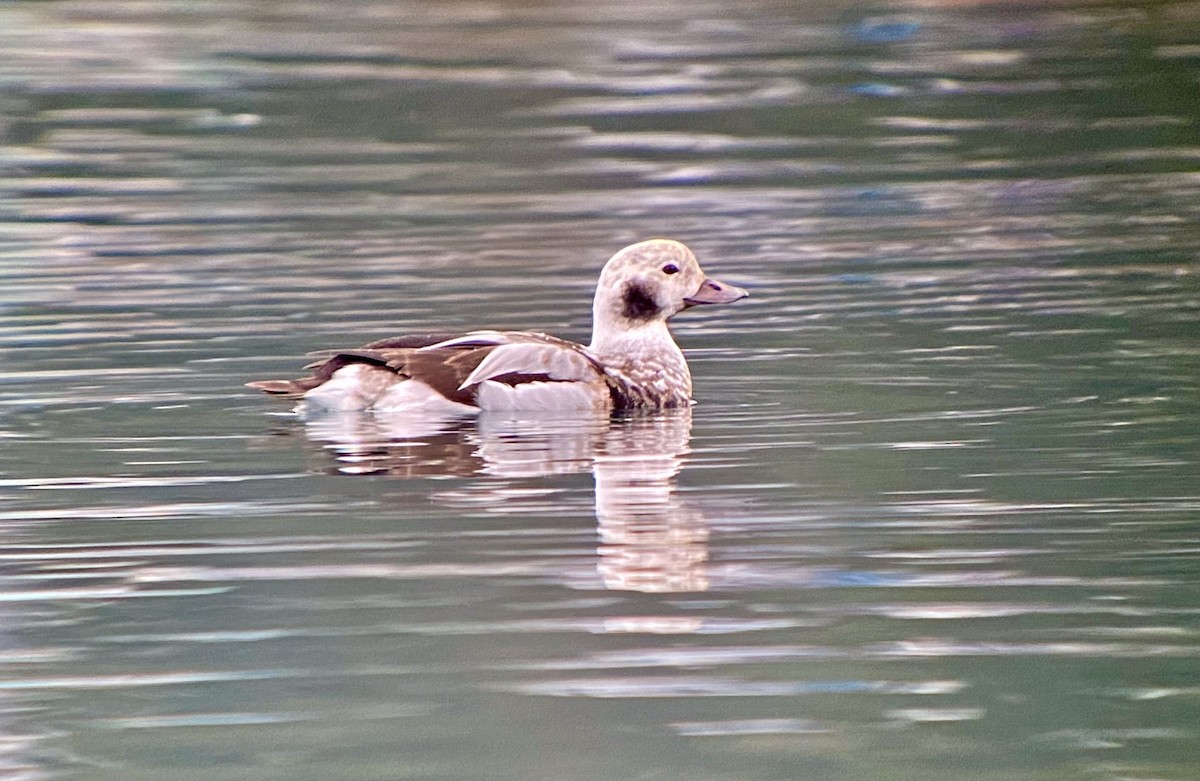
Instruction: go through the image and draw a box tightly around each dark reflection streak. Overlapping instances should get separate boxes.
[298,408,707,592]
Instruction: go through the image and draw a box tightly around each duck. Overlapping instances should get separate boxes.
[246,239,747,414]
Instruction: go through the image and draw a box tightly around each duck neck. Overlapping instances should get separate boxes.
[589,311,676,360]
[588,315,691,393]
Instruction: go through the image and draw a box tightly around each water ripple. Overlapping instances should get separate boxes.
[498,676,966,699]
[2,2,1199,779]
[672,718,830,736]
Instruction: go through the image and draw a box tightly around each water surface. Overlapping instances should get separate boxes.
[2,1,1199,780]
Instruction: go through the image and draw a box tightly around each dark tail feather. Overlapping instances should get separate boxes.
[248,353,379,401]
[245,379,314,399]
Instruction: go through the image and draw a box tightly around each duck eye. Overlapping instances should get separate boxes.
[662,263,680,275]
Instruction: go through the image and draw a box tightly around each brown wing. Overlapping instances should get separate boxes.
[246,333,500,404]
[359,332,462,350]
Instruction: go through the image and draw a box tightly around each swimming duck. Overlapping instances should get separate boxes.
[247,239,747,413]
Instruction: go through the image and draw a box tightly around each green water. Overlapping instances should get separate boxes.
[1,1,1198,779]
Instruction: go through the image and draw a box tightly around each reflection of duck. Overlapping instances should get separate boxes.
[298,408,709,592]
[593,410,708,593]
[247,240,746,413]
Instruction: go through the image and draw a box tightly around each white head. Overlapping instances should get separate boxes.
[589,239,747,351]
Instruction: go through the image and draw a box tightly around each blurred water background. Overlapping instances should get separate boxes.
[1,1,1199,779]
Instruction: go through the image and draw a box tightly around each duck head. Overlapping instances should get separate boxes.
[591,239,748,341]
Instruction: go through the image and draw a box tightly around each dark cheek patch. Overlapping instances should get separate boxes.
[622,281,660,321]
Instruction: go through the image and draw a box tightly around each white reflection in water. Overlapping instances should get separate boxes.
[593,412,707,593]
[672,718,829,737]
[301,407,708,593]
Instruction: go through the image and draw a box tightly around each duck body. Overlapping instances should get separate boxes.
[247,239,747,414]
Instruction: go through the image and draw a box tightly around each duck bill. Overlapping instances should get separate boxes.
[684,277,748,307]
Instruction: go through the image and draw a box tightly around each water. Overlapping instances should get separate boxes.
[2,1,1199,779]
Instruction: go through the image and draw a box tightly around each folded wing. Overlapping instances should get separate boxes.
[247,330,612,412]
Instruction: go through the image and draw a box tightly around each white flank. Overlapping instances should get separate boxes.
[302,366,478,415]
[301,365,382,412]
[474,380,603,411]
[374,379,480,414]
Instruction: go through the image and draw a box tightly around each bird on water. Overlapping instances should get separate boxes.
[247,239,747,414]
